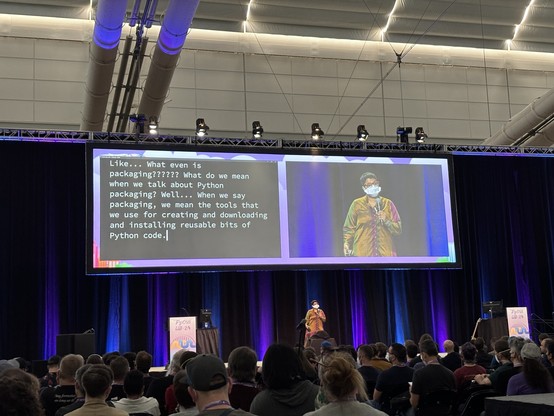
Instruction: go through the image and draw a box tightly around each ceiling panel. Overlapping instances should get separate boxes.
[0,0,551,53]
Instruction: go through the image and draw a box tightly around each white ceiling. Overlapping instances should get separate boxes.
[1,0,553,54]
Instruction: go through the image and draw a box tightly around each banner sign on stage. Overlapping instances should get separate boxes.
[169,316,197,360]
[506,307,530,339]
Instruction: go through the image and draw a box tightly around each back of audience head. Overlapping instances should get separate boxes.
[185,354,230,397]
[136,350,152,374]
[320,354,368,402]
[418,333,434,344]
[337,344,357,362]
[179,350,199,370]
[420,339,439,359]
[472,337,486,352]
[509,337,526,361]
[461,342,478,363]
[168,349,186,375]
[389,343,408,363]
[123,369,145,397]
[494,339,510,360]
[374,342,388,359]
[443,339,455,353]
[75,364,93,396]
[0,368,44,416]
[82,364,114,399]
[86,354,103,365]
[102,351,120,366]
[110,355,130,381]
[59,354,85,383]
[520,343,552,391]
[173,369,196,409]
[262,343,304,389]
[406,343,419,360]
[123,352,136,370]
[228,346,258,382]
[357,344,375,362]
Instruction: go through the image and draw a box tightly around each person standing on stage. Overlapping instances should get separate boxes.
[305,300,326,346]
[343,172,401,257]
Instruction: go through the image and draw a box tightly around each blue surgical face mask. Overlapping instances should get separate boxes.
[364,185,381,197]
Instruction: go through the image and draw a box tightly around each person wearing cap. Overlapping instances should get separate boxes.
[506,341,554,395]
[186,354,255,416]
[304,300,326,347]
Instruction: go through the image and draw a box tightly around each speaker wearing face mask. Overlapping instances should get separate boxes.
[343,171,402,257]
[304,300,327,347]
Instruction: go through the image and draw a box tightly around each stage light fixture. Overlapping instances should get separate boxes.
[311,123,324,140]
[396,126,412,143]
[196,118,209,137]
[252,121,264,139]
[148,116,158,135]
[357,124,369,141]
[415,127,428,143]
[130,113,147,134]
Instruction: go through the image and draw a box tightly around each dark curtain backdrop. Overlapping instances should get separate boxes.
[1,141,554,365]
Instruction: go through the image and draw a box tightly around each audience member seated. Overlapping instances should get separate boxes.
[304,355,386,416]
[40,353,84,416]
[186,354,255,415]
[371,343,392,372]
[66,364,128,416]
[410,334,433,370]
[539,337,552,368]
[471,337,491,369]
[372,343,414,415]
[228,346,260,412]
[409,339,456,411]
[546,340,554,379]
[302,348,320,384]
[108,355,130,401]
[146,349,186,416]
[136,350,154,392]
[453,342,487,391]
[41,355,61,389]
[356,345,381,399]
[441,340,462,372]
[166,351,198,414]
[404,341,419,368]
[86,354,103,365]
[0,368,44,416]
[472,338,512,393]
[250,343,319,416]
[56,364,92,416]
[361,344,390,372]
[123,352,137,370]
[506,342,554,395]
[296,347,318,383]
[113,369,160,415]
[488,337,525,395]
[172,369,198,416]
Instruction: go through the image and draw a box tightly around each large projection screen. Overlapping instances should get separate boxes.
[87,144,460,274]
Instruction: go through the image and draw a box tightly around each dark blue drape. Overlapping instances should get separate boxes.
[1,141,553,365]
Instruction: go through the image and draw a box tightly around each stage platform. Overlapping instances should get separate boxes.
[485,393,554,416]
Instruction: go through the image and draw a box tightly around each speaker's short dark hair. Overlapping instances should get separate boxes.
[359,172,377,186]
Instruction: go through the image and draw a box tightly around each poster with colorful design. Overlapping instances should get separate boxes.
[169,316,197,361]
[506,307,530,339]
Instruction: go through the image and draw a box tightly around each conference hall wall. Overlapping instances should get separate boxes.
[1,140,553,364]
